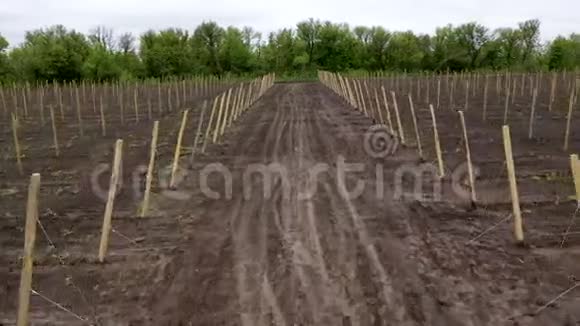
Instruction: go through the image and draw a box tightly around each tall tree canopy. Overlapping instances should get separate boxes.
[1,18,580,83]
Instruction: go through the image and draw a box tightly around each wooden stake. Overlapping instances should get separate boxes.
[502,125,524,243]
[147,95,152,121]
[213,93,226,143]
[99,96,106,137]
[373,88,385,125]
[39,88,45,125]
[564,88,575,151]
[483,75,489,121]
[141,121,159,217]
[571,154,580,204]
[11,113,23,175]
[429,104,445,177]
[391,91,406,144]
[407,94,423,158]
[75,87,83,136]
[58,89,64,121]
[119,91,125,125]
[170,109,189,188]
[16,173,41,326]
[459,111,476,203]
[22,89,29,117]
[0,87,6,117]
[380,86,395,134]
[549,72,557,112]
[503,83,511,124]
[49,106,59,157]
[528,87,538,139]
[436,78,441,109]
[220,88,232,134]
[133,88,140,123]
[464,80,470,111]
[202,97,219,153]
[98,139,123,262]
[357,80,369,116]
[190,101,208,164]
[157,82,162,114]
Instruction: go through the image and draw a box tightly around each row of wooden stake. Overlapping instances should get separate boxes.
[319,70,580,244]
[14,73,275,326]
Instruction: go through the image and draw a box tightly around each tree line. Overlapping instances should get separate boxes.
[1,18,579,83]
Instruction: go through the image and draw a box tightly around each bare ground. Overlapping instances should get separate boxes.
[1,82,579,325]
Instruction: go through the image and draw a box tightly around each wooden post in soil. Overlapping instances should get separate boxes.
[357,80,369,116]
[220,88,233,136]
[373,88,385,125]
[213,93,226,143]
[564,87,576,151]
[91,83,97,114]
[528,87,538,139]
[75,87,83,136]
[425,75,431,104]
[502,125,524,243]
[119,91,125,125]
[429,104,445,178]
[390,91,406,144]
[190,101,208,164]
[570,154,580,204]
[16,173,41,326]
[436,78,441,109]
[0,87,6,117]
[157,82,162,114]
[49,106,59,157]
[449,78,455,110]
[363,81,376,121]
[39,88,45,125]
[202,97,219,153]
[511,76,517,105]
[98,139,123,263]
[458,111,477,204]
[229,87,240,126]
[380,86,395,134]
[58,88,65,121]
[407,94,423,158]
[99,96,106,137]
[133,88,140,123]
[549,72,557,112]
[21,88,29,117]
[170,109,189,189]
[464,80,470,111]
[503,81,511,125]
[140,121,159,218]
[11,113,23,175]
[483,75,489,121]
[351,79,362,111]
[147,95,152,120]
[167,88,173,112]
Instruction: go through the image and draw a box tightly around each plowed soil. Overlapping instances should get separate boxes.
[1,82,579,325]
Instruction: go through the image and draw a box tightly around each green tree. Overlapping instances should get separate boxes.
[140,28,194,77]
[193,21,225,75]
[0,34,10,82]
[519,19,541,66]
[18,25,91,82]
[296,18,321,66]
[220,27,254,73]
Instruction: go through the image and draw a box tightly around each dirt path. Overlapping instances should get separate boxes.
[144,83,578,326]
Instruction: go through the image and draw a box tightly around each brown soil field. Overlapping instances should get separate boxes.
[1,78,579,325]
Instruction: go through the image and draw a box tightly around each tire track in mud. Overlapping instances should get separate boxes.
[150,82,472,326]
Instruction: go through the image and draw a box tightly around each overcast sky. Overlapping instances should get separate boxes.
[1,0,578,46]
